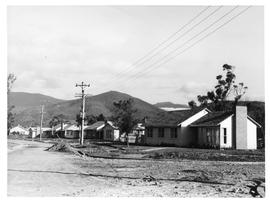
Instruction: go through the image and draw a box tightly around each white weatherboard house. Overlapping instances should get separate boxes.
[145,105,261,149]
[10,125,29,135]
[190,106,261,149]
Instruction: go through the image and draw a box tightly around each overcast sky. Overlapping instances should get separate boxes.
[7,6,264,104]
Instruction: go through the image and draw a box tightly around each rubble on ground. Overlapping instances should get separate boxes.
[45,141,84,156]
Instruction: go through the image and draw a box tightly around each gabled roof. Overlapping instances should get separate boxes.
[42,127,52,131]
[65,124,79,131]
[169,108,210,124]
[55,123,69,131]
[145,108,210,127]
[190,111,233,127]
[11,125,28,131]
[145,114,179,127]
[12,125,27,130]
[191,110,263,128]
[85,121,105,131]
[247,116,262,128]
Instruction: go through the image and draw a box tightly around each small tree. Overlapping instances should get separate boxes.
[7,73,16,135]
[76,114,99,126]
[112,98,137,147]
[96,113,106,121]
[49,115,62,137]
[188,100,197,109]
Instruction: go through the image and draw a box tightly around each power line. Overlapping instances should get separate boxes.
[125,6,240,82]
[124,6,222,71]
[100,6,232,91]
[123,6,251,90]
[96,6,211,91]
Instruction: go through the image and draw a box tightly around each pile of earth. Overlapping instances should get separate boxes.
[45,141,84,156]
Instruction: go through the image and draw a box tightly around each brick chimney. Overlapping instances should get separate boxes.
[235,105,248,149]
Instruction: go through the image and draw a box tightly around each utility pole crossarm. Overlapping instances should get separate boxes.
[75,81,90,88]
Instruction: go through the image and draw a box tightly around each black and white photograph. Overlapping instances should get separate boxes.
[2,0,268,199]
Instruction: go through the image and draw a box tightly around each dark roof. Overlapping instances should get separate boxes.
[85,121,105,130]
[145,108,209,127]
[145,116,178,127]
[169,108,210,124]
[247,116,262,128]
[190,111,233,127]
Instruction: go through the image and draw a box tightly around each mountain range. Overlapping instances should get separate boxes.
[9,91,178,127]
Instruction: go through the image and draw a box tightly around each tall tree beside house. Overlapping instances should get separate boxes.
[7,106,15,135]
[76,113,107,126]
[7,73,16,135]
[49,115,63,137]
[76,114,97,126]
[194,64,248,111]
[112,98,137,147]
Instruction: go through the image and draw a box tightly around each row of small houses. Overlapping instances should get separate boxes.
[10,121,145,143]
[9,105,263,149]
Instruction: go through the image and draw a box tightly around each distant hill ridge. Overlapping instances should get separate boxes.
[9,91,170,127]
[9,92,65,107]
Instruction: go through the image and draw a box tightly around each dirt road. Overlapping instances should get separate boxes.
[8,139,265,197]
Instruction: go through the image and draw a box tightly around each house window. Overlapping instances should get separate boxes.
[223,128,227,144]
[158,128,165,138]
[170,128,177,138]
[147,128,153,137]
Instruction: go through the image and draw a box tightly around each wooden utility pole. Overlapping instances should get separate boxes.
[39,105,44,141]
[75,82,90,145]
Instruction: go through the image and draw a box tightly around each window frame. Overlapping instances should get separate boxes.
[223,128,227,144]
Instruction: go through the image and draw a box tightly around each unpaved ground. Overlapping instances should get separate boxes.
[8,139,265,197]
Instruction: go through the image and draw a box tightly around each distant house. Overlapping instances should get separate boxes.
[84,121,120,141]
[84,121,106,139]
[132,123,145,143]
[54,123,70,138]
[145,105,261,150]
[103,122,120,141]
[64,124,80,139]
[10,125,29,135]
[28,127,52,138]
[28,127,38,138]
[41,127,52,138]
[120,123,146,143]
